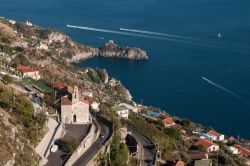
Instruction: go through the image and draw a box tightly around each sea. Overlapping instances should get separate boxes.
[1,0,250,139]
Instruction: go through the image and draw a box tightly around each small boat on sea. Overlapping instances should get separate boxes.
[218,33,222,38]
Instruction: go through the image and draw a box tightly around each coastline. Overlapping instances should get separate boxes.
[0,16,248,140]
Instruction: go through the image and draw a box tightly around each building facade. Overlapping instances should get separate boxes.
[16,66,40,80]
[60,86,90,124]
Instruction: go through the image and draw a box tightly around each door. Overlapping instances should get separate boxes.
[73,114,77,123]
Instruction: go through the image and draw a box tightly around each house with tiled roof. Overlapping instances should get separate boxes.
[195,139,219,152]
[16,65,40,80]
[233,144,250,156]
[86,97,100,111]
[227,146,239,155]
[58,85,90,124]
[54,82,65,90]
[188,151,208,161]
[111,106,129,119]
[207,130,224,141]
[162,117,175,128]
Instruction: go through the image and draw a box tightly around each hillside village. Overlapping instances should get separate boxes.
[0,17,250,166]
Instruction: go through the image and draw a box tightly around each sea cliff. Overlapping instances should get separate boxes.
[0,17,148,63]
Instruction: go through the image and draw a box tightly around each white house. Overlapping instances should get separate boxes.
[195,139,219,152]
[207,130,225,141]
[112,106,129,119]
[119,103,139,113]
[90,101,99,111]
[227,146,239,155]
[26,21,33,26]
[16,66,41,80]
[9,19,16,24]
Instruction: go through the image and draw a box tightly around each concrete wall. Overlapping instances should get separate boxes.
[36,118,63,166]
[45,123,63,157]
[86,134,113,166]
[35,118,58,158]
[64,120,100,166]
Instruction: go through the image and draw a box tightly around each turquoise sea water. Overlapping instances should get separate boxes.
[1,0,250,138]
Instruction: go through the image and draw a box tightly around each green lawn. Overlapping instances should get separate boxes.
[20,78,53,94]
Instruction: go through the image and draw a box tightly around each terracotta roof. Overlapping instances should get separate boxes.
[61,96,72,105]
[79,95,89,105]
[189,153,208,160]
[17,65,38,73]
[228,136,235,141]
[86,97,95,105]
[207,130,221,137]
[195,139,218,149]
[54,82,65,89]
[233,144,250,155]
[162,117,175,125]
[175,160,185,166]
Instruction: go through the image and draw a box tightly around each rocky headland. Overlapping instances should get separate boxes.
[0,17,148,64]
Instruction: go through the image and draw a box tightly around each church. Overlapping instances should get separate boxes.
[55,84,90,124]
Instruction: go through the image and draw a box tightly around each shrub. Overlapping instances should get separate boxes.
[2,75,14,84]
[11,54,29,67]
[65,138,80,153]
[164,128,181,140]
[181,118,191,127]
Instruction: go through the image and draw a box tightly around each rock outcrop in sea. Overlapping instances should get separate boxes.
[99,40,148,60]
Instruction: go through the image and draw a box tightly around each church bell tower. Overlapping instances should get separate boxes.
[72,85,79,103]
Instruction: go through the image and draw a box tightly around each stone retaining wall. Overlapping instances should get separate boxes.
[64,120,99,166]
[35,118,58,158]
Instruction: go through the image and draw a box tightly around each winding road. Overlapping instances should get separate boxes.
[123,121,157,166]
[130,128,156,166]
[72,114,113,166]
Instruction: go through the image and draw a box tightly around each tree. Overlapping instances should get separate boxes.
[65,138,80,153]
[181,118,191,127]
[164,128,181,140]
[2,75,14,84]
[42,94,55,107]
[35,112,48,127]
[10,54,29,67]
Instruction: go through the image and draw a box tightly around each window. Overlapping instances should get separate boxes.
[73,115,76,122]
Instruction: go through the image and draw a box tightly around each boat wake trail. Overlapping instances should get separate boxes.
[67,25,250,54]
[66,25,161,39]
[120,28,250,53]
[66,25,209,46]
[202,77,248,104]
[119,28,200,41]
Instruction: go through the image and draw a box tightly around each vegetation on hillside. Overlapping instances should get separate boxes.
[0,83,47,142]
[0,83,47,165]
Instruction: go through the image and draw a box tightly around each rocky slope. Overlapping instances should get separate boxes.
[0,17,134,104]
[0,17,148,63]
[0,83,47,166]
